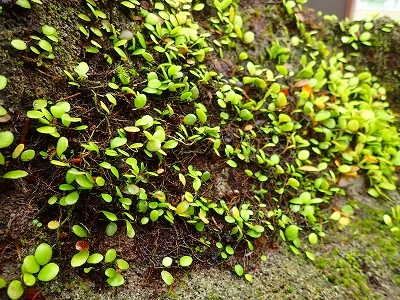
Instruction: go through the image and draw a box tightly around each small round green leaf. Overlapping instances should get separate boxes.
[226,160,237,168]
[75,174,94,189]
[21,149,35,162]
[196,108,207,124]
[37,126,56,134]
[379,182,396,190]
[367,188,379,198]
[37,263,59,281]
[338,165,352,173]
[179,256,192,267]
[0,131,14,148]
[285,225,299,241]
[0,277,6,289]
[56,137,68,157]
[234,264,244,276]
[193,177,201,191]
[101,193,113,203]
[226,246,234,255]
[244,273,253,282]
[42,25,56,36]
[305,251,315,261]
[116,259,129,270]
[161,270,174,286]
[27,110,44,118]
[74,62,89,77]
[134,93,147,108]
[184,114,197,125]
[146,139,161,152]
[71,250,89,267]
[175,201,189,214]
[308,233,318,245]
[96,177,105,186]
[23,255,40,273]
[87,253,104,264]
[32,99,47,110]
[105,248,117,263]
[243,31,255,44]
[34,243,52,266]
[276,92,287,108]
[225,215,235,223]
[287,178,300,189]
[383,214,392,226]
[7,280,24,300]
[162,256,173,267]
[72,224,88,237]
[330,211,341,221]
[23,273,36,286]
[107,273,124,286]
[0,106,6,117]
[145,13,159,25]
[102,211,118,221]
[341,36,352,44]
[126,220,135,238]
[65,191,79,205]
[150,210,159,222]
[15,0,31,8]
[106,222,118,236]
[110,137,127,149]
[11,39,27,50]
[2,170,28,179]
[148,79,161,89]
[193,3,204,10]
[0,75,7,90]
[314,110,331,122]
[297,150,310,161]
[359,32,371,42]
[38,39,53,52]
[364,22,374,31]
[105,267,116,278]
[253,225,265,233]
[347,120,359,132]
[163,140,178,149]
[121,1,136,8]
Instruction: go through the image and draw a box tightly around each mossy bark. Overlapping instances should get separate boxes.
[1,1,400,299]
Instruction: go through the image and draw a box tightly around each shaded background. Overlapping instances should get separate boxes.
[306,0,350,19]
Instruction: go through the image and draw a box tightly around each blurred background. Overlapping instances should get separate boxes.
[306,0,400,20]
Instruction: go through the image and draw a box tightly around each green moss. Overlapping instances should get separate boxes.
[286,285,294,293]
[316,257,327,269]
[315,201,400,298]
